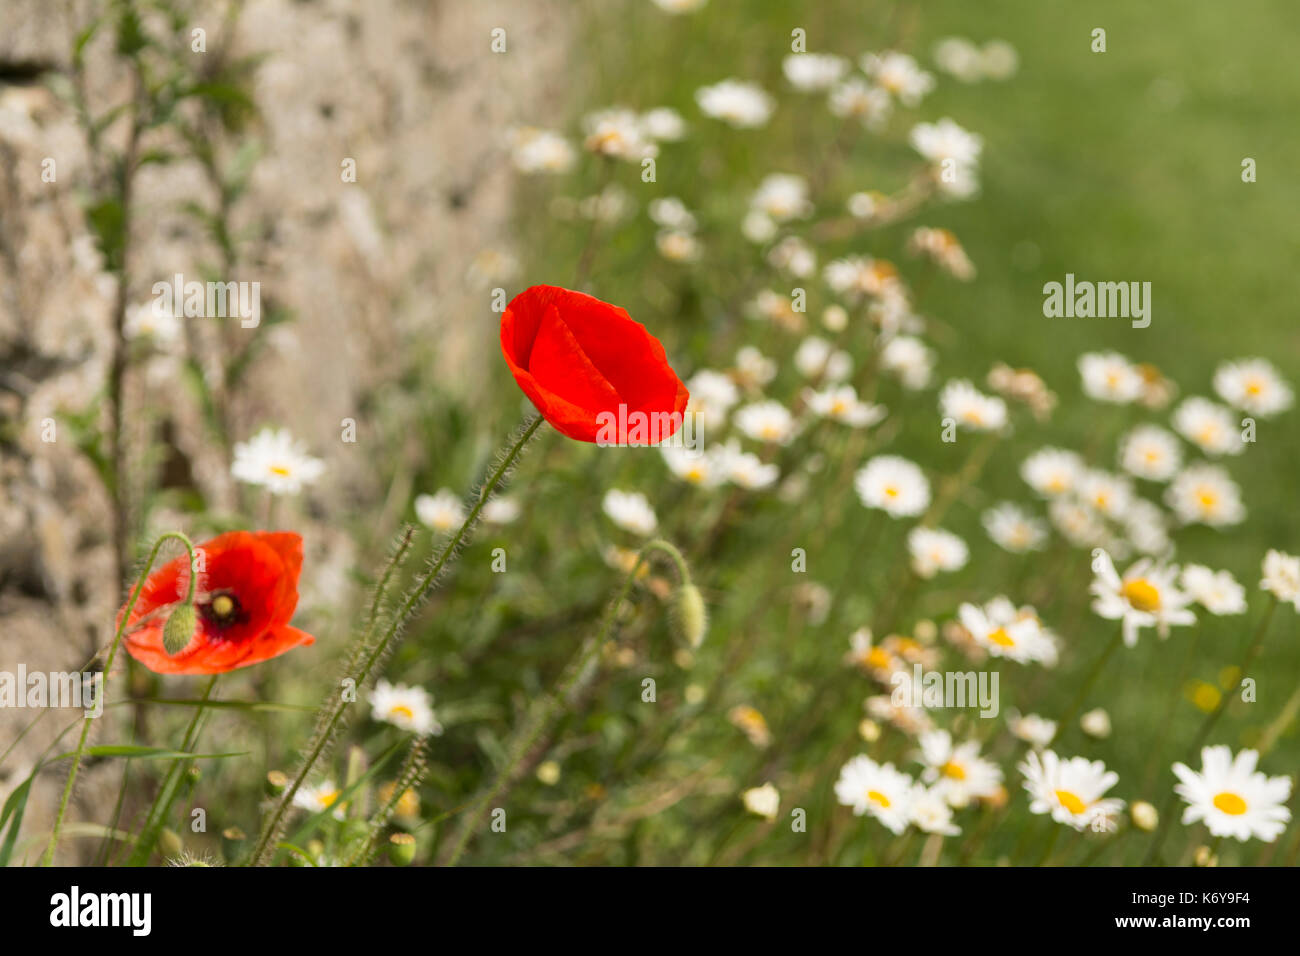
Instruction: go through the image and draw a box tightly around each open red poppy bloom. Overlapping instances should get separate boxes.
[120,531,314,675]
[500,285,690,443]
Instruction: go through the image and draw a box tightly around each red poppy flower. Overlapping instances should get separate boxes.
[500,285,690,443]
[120,531,314,675]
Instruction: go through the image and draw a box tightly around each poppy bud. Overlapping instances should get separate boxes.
[388,832,416,866]
[266,770,289,795]
[672,582,708,648]
[163,602,198,656]
[221,826,246,863]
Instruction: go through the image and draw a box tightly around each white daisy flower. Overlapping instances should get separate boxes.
[980,39,1020,80]
[655,228,701,262]
[602,489,657,536]
[879,335,935,390]
[1021,447,1085,498]
[1019,750,1124,831]
[834,755,915,834]
[828,76,892,129]
[695,78,775,128]
[1049,497,1107,548]
[794,336,852,381]
[125,301,183,347]
[370,680,442,736]
[940,379,1007,432]
[661,444,725,488]
[414,488,466,533]
[1165,464,1245,527]
[907,226,976,280]
[481,496,521,525]
[1119,424,1183,481]
[1172,746,1292,842]
[1078,351,1143,404]
[805,384,886,428]
[767,235,817,277]
[735,400,796,445]
[639,106,687,141]
[1123,498,1172,556]
[847,189,884,219]
[821,304,849,332]
[741,782,781,822]
[685,369,739,430]
[982,502,1048,553]
[862,51,936,106]
[293,780,346,820]
[1213,358,1293,417]
[508,126,576,174]
[932,37,983,82]
[719,441,780,490]
[908,527,969,579]
[1172,397,1245,457]
[1260,549,1300,609]
[1179,565,1247,615]
[1090,550,1196,646]
[740,209,777,243]
[734,346,777,387]
[231,427,326,496]
[648,197,696,231]
[1008,712,1057,749]
[824,255,901,303]
[1078,470,1134,521]
[750,173,812,222]
[917,730,1002,806]
[582,108,658,161]
[1080,708,1111,739]
[908,117,982,166]
[782,52,848,91]
[958,598,1057,664]
[909,784,961,835]
[855,455,931,518]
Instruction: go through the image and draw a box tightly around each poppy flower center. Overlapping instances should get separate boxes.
[204,590,242,626]
[1212,791,1247,815]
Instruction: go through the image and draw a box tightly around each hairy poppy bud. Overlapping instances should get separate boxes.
[672,582,708,648]
[162,602,197,656]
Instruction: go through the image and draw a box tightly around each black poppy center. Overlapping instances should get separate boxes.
[202,590,243,627]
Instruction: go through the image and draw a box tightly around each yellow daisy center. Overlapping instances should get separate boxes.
[389,704,414,721]
[1245,381,1262,396]
[320,789,340,807]
[865,647,893,670]
[941,761,967,781]
[884,485,900,499]
[1122,578,1161,612]
[270,464,291,477]
[1197,489,1219,511]
[1213,791,1247,815]
[867,789,892,809]
[988,627,1016,647]
[1055,789,1087,815]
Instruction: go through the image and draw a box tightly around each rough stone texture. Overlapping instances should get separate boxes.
[1,0,571,861]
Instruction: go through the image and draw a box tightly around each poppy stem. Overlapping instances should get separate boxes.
[248,416,543,866]
[441,538,685,866]
[42,531,196,867]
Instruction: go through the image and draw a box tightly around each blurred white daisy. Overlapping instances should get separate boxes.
[293,780,346,820]
[1213,358,1293,417]
[782,52,848,91]
[824,255,901,303]
[828,76,891,129]
[125,301,183,347]
[734,346,777,387]
[907,226,976,280]
[661,444,725,488]
[917,730,1002,806]
[1078,470,1134,521]
[685,369,739,430]
[1008,712,1057,749]
[640,106,687,141]
[1123,498,1172,556]
[909,117,982,166]
[650,0,706,12]
[805,384,885,428]
[1049,497,1107,548]
[855,455,930,518]
[982,502,1048,553]
[1165,464,1245,527]
[940,379,1007,431]
[794,336,852,381]
[1079,351,1143,404]
[834,755,915,834]
[481,496,521,525]
[648,196,696,231]
[909,784,961,835]
[908,527,969,579]
[1119,424,1183,481]
[1080,708,1111,739]
[767,235,817,277]
[719,441,780,490]
[655,229,701,262]
[1173,746,1292,842]
[1180,565,1247,615]
[1019,750,1124,831]
[415,488,465,533]
[879,335,935,390]
[602,489,658,536]
[582,108,658,161]
[231,427,326,496]
[958,597,1057,664]
[1021,447,1084,498]
[1172,397,1245,457]
[741,782,781,822]
[981,40,1020,80]
[932,37,983,83]
[695,78,774,128]
[370,680,442,736]
[735,400,796,445]
[750,173,812,222]
[1260,550,1300,609]
[862,51,935,105]
[508,126,576,174]
[741,209,777,243]
[1090,551,1195,646]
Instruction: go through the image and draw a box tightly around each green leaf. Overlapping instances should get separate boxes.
[52,745,247,761]
[0,772,36,867]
